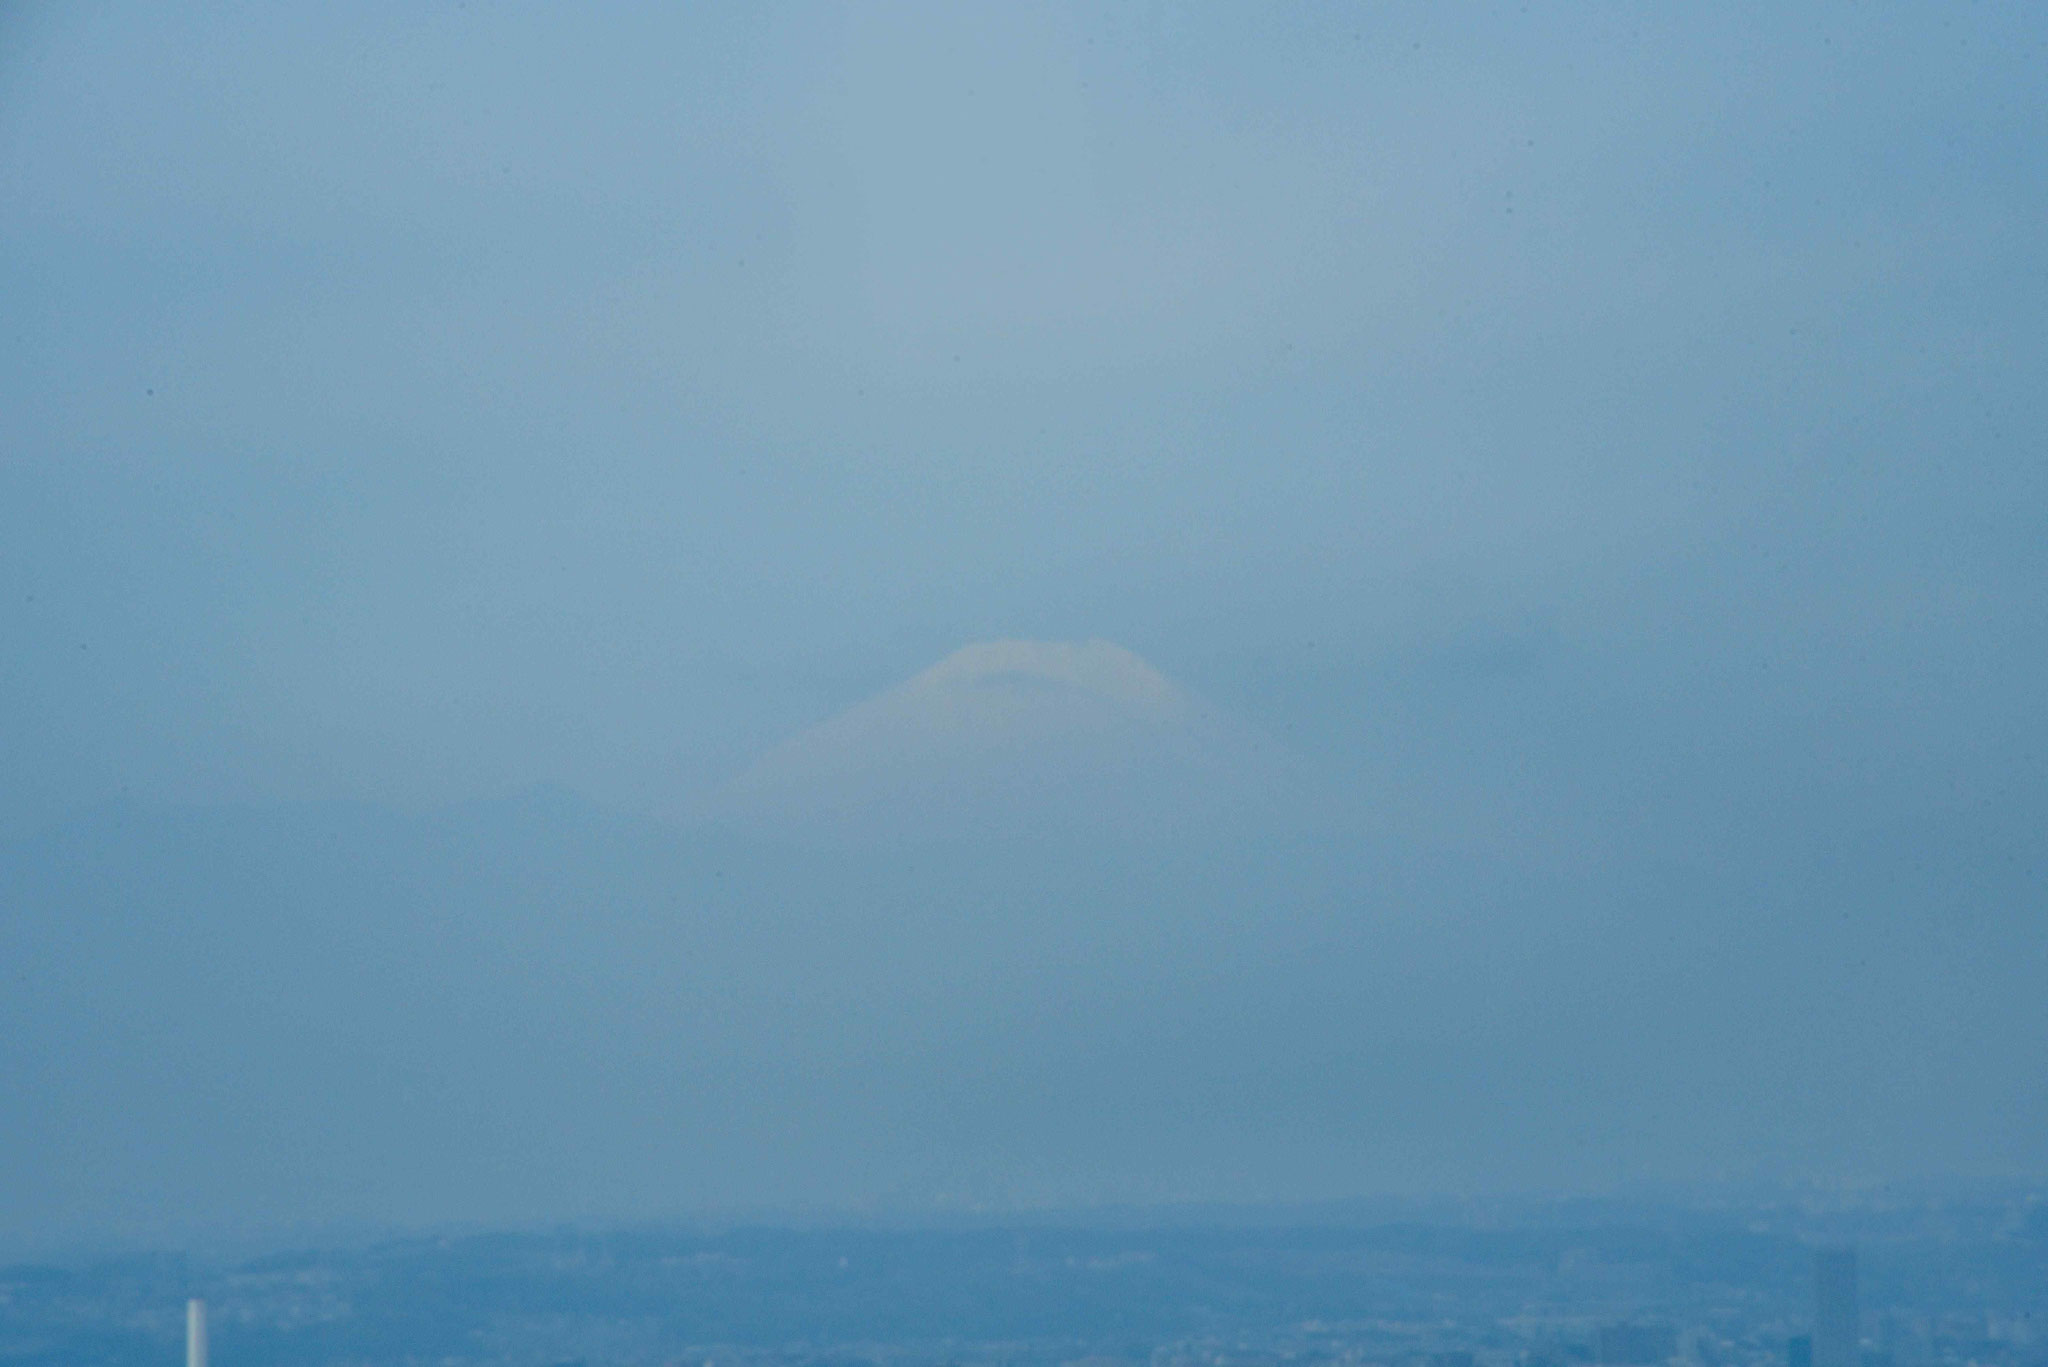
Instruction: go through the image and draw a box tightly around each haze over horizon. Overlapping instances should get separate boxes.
[3,4,2045,1251]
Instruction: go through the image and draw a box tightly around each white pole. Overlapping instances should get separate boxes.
[186,1298,207,1367]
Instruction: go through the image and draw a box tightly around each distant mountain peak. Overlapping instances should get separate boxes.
[910,638,1193,717]
[846,639,1204,748]
[701,639,1284,843]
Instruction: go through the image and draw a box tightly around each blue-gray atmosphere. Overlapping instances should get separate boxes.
[2,1,2045,1277]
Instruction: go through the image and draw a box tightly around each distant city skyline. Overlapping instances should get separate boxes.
[6,1188,2043,1367]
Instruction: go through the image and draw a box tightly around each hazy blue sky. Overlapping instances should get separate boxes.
[3,4,2045,1246]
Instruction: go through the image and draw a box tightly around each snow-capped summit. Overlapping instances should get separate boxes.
[707,639,1291,843]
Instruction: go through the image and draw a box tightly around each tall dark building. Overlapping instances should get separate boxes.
[1814,1248,1860,1367]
